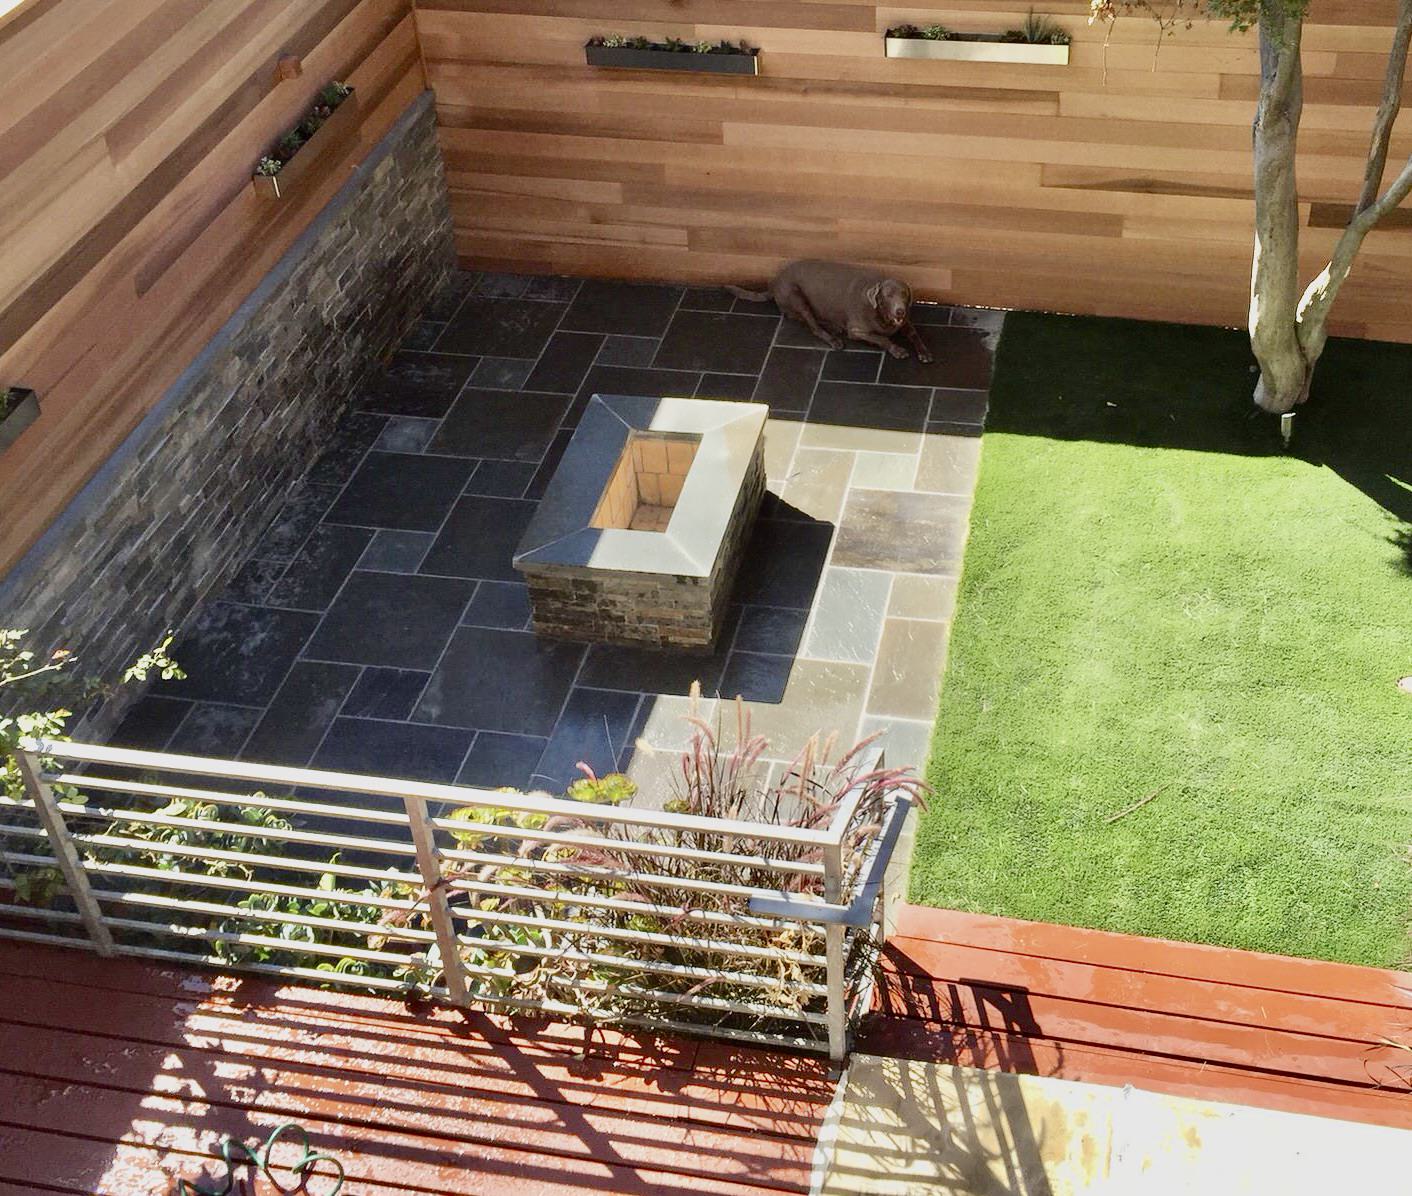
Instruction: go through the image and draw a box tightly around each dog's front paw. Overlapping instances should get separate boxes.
[918,351,935,365]
[887,343,909,360]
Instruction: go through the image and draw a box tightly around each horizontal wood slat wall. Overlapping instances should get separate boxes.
[0,0,425,576]
[417,1,1412,344]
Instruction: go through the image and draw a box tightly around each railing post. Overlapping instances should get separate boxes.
[822,842,847,1062]
[403,793,470,1004]
[15,748,115,956]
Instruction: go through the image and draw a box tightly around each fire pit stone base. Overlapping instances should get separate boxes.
[513,395,768,651]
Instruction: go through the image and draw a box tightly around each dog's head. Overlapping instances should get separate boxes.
[866,279,913,332]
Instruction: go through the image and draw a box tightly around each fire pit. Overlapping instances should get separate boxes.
[513,395,767,650]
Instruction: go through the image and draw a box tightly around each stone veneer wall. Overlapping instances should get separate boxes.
[0,92,454,733]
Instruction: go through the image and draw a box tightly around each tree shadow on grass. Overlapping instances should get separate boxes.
[985,310,1412,546]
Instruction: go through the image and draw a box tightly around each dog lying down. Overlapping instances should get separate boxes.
[729,259,933,363]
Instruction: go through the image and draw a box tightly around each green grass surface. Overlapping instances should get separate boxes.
[910,312,1412,966]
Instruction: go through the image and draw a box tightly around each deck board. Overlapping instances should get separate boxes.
[0,943,827,1195]
[862,905,1412,1129]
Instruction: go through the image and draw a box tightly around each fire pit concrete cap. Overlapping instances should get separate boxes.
[513,394,768,578]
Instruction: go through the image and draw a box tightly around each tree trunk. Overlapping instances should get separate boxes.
[1249,6,1309,414]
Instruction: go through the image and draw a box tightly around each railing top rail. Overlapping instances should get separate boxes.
[22,738,835,848]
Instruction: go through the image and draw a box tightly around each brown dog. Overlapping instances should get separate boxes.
[729,260,933,362]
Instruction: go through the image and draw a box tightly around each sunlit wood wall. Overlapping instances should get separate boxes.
[0,0,425,575]
[417,1,1412,341]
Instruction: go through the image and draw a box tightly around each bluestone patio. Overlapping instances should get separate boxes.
[111,274,997,802]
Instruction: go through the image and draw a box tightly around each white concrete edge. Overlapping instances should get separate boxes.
[809,1056,854,1196]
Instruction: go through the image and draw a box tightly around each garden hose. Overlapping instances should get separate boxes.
[175,1122,344,1195]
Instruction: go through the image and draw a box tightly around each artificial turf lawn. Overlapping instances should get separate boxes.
[910,312,1412,966]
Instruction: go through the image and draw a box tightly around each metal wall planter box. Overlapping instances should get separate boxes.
[251,89,361,201]
[0,388,39,452]
[585,44,759,75]
[884,37,1070,66]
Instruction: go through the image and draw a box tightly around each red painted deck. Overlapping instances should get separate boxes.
[5,909,1410,1194]
[862,905,1412,1129]
[0,943,829,1195]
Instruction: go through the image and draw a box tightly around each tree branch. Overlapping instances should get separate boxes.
[1298,152,1412,358]
[1356,0,1412,212]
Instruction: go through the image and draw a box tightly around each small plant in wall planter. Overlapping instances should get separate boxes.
[586,34,759,76]
[885,11,1071,66]
[0,387,39,452]
[251,82,360,200]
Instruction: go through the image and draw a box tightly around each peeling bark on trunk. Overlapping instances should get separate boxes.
[1249,0,1412,414]
[1249,8,1309,414]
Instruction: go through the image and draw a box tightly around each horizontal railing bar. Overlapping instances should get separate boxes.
[444,875,794,932]
[439,844,828,907]
[105,943,438,995]
[431,816,824,876]
[449,900,826,966]
[11,799,419,859]
[0,901,84,924]
[89,889,439,945]
[618,1012,825,1054]
[0,848,59,869]
[749,795,912,928]
[455,933,828,995]
[85,862,419,912]
[63,830,422,887]
[102,922,430,969]
[8,794,824,878]
[25,738,833,847]
[543,976,827,1025]
[0,926,94,949]
[44,772,412,827]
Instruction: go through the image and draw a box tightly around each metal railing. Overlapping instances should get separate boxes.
[0,737,911,1059]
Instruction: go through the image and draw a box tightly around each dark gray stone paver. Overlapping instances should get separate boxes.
[754,346,822,414]
[267,524,373,611]
[653,310,777,374]
[359,529,434,574]
[356,353,476,418]
[439,297,567,358]
[325,452,473,531]
[133,271,997,790]
[167,703,262,758]
[463,580,532,630]
[523,331,603,394]
[243,661,359,766]
[560,280,683,337]
[414,626,583,735]
[421,495,536,582]
[457,732,549,790]
[430,388,568,461]
[343,667,430,721]
[305,571,472,669]
[533,688,642,790]
[314,717,473,784]
[156,602,319,705]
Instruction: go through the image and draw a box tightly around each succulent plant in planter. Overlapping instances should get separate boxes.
[585,34,760,75]
[885,11,1071,64]
[251,81,359,200]
[1003,10,1072,45]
